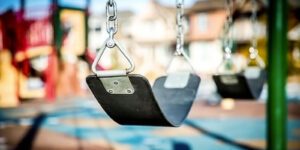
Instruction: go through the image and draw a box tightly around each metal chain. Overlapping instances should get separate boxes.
[249,0,258,59]
[223,0,234,59]
[106,0,118,48]
[176,0,184,55]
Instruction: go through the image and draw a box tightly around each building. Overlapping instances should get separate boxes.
[186,0,226,75]
[127,0,177,82]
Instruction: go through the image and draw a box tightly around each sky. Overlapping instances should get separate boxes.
[0,0,198,18]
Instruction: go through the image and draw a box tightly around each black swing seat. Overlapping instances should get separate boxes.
[213,68,266,99]
[86,73,200,127]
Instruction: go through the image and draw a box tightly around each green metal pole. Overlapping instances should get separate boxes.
[267,0,288,149]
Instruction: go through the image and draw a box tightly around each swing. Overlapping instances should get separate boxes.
[213,0,266,100]
[86,0,200,126]
[213,67,266,99]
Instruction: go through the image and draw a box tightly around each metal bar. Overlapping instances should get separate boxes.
[85,0,90,52]
[267,0,288,149]
[52,0,62,58]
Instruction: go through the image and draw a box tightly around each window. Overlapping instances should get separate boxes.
[198,13,208,32]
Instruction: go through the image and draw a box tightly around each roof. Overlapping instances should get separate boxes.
[187,0,225,14]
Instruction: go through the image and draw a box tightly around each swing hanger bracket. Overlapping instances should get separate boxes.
[91,0,135,77]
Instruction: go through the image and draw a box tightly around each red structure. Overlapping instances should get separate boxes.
[0,7,57,102]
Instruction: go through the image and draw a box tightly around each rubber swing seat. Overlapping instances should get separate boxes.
[86,73,200,126]
[213,69,266,99]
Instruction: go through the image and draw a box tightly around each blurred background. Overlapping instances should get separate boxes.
[0,0,299,149]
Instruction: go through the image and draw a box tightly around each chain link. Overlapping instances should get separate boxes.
[105,0,118,47]
[108,0,114,6]
[176,0,184,55]
[106,0,117,21]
